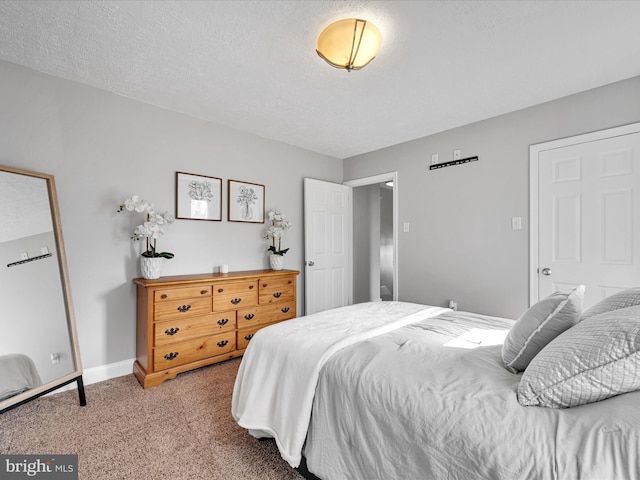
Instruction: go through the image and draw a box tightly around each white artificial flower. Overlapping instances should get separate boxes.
[264,209,292,255]
[119,195,174,258]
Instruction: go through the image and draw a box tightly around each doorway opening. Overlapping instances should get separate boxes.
[344,172,398,303]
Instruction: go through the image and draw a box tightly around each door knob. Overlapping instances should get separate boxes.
[540,267,552,276]
[307,261,315,266]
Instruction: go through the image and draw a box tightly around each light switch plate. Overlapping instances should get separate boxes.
[511,217,522,230]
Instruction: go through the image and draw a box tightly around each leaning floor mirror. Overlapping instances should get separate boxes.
[0,165,85,413]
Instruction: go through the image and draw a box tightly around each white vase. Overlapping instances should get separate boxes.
[141,256,165,279]
[269,254,284,271]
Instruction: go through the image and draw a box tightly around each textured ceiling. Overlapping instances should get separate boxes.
[0,1,639,159]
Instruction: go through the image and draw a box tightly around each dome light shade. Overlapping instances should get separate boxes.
[316,18,382,72]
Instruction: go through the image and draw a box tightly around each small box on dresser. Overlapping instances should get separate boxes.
[133,269,299,388]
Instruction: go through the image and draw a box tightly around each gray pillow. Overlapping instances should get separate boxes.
[517,305,640,408]
[502,285,584,373]
[581,287,640,320]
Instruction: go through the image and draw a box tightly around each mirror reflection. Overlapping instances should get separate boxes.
[0,167,84,410]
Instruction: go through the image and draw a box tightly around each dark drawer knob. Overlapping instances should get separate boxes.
[230,298,242,305]
[164,327,180,336]
[161,294,168,299]
[288,280,292,284]
[218,288,224,293]
[201,290,208,295]
[244,313,255,320]
[217,340,229,348]
[262,283,268,288]
[244,334,254,341]
[177,304,191,313]
[281,307,290,313]
[164,352,179,361]
[217,318,229,326]
[273,292,282,298]
[249,285,254,289]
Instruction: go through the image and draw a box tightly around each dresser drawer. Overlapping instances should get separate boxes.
[237,301,296,329]
[259,276,295,304]
[211,310,236,330]
[212,280,257,296]
[237,325,262,350]
[272,301,296,321]
[154,297,212,322]
[154,313,235,346]
[213,291,258,312]
[154,285,211,302]
[154,330,236,370]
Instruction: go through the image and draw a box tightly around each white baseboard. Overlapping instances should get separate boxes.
[83,358,135,385]
[51,358,134,394]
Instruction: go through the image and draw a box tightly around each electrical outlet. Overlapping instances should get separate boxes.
[20,252,28,260]
[431,153,439,165]
[449,300,458,311]
[403,222,410,233]
[41,246,49,255]
[453,149,461,160]
[50,353,60,365]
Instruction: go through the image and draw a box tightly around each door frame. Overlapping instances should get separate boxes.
[529,122,640,306]
[344,171,399,302]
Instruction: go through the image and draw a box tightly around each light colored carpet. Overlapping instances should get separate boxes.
[0,358,305,480]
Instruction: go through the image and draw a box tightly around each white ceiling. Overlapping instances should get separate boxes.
[1,1,639,159]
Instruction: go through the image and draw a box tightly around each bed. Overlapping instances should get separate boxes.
[0,353,42,401]
[232,296,640,480]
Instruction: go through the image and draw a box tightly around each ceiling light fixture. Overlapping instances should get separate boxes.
[316,18,382,72]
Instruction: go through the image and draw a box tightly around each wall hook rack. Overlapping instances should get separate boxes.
[7,253,52,268]
[430,156,479,170]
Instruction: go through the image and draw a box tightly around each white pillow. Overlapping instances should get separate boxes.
[517,305,640,408]
[581,287,640,320]
[501,285,584,373]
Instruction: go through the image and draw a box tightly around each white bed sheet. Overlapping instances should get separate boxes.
[304,310,640,480]
[231,301,449,467]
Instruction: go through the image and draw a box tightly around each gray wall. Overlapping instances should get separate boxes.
[0,60,342,373]
[344,76,640,319]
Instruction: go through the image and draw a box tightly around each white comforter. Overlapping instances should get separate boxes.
[305,310,640,480]
[0,353,42,401]
[231,301,449,467]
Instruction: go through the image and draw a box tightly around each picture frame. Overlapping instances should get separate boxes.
[175,171,222,221]
[227,179,265,223]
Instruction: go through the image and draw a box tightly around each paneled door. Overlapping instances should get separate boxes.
[304,178,351,315]
[531,123,640,309]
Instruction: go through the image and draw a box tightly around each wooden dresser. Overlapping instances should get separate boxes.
[132,269,299,388]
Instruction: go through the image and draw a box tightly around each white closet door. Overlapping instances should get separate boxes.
[534,128,640,309]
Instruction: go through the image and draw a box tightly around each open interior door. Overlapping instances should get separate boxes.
[304,178,351,315]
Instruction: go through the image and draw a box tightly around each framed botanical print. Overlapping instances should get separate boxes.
[175,172,222,221]
[227,179,265,223]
